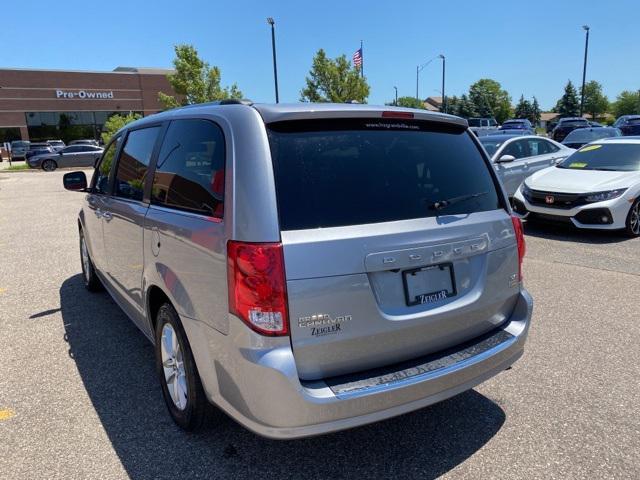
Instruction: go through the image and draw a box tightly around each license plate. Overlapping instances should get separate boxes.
[403,263,456,306]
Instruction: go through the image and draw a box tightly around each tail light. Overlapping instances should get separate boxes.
[227,241,289,336]
[382,111,414,119]
[511,215,526,281]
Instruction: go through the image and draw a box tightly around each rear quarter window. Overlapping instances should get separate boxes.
[267,119,502,230]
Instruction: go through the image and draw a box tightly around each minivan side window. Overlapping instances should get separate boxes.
[151,119,225,217]
[93,135,121,194]
[114,126,160,202]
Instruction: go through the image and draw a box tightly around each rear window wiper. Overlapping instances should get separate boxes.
[428,191,489,211]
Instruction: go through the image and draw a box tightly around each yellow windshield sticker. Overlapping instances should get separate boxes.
[578,145,602,153]
[568,162,587,168]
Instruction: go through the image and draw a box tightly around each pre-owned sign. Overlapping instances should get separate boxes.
[56,90,114,99]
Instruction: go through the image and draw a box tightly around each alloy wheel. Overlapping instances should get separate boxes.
[160,323,188,410]
[630,201,640,235]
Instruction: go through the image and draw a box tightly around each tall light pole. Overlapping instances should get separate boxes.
[415,56,437,101]
[267,17,279,103]
[439,54,446,113]
[579,25,590,117]
[393,86,398,105]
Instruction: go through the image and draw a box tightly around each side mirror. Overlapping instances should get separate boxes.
[63,171,88,191]
[496,154,516,163]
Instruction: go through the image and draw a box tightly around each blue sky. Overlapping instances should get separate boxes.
[4,0,639,109]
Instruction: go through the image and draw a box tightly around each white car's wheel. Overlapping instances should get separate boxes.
[625,199,640,237]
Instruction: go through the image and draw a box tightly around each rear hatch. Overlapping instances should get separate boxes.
[266,116,521,380]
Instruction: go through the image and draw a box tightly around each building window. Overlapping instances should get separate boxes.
[0,127,21,143]
[25,111,142,144]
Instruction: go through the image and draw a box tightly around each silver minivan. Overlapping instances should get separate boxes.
[63,102,532,439]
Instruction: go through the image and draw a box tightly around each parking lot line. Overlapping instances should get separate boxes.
[0,409,15,421]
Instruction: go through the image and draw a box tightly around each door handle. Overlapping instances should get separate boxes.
[101,211,112,221]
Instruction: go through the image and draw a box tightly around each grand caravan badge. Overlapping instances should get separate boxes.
[298,314,352,337]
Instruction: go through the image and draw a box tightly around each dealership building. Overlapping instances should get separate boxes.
[0,67,176,144]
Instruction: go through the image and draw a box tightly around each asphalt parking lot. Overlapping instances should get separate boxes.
[1,169,639,480]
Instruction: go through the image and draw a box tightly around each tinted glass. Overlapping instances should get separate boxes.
[468,119,481,127]
[93,135,121,194]
[114,127,159,201]
[558,144,640,171]
[478,138,504,156]
[502,139,529,159]
[627,118,640,125]
[151,120,225,217]
[564,128,620,143]
[560,120,589,127]
[267,119,501,230]
[527,139,555,155]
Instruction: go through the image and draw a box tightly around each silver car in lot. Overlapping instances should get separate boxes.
[63,102,532,439]
[29,144,103,171]
[479,134,575,197]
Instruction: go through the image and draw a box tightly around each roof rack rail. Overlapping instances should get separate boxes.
[212,99,254,106]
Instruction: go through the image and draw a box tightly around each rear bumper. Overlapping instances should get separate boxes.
[184,289,533,439]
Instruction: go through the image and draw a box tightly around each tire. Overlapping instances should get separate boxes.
[624,198,640,237]
[42,159,57,171]
[79,229,103,292]
[155,303,210,431]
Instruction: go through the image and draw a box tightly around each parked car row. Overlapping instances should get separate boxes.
[5,138,100,162]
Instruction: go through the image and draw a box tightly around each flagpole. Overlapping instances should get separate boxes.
[360,40,364,78]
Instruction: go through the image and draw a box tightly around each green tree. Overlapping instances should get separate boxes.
[531,97,541,125]
[300,49,370,103]
[554,80,580,117]
[100,112,142,145]
[468,79,512,123]
[158,44,242,109]
[612,90,640,118]
[582,81,609,121]
[456,94,478,118]
[514,95,532,120]
[388,96,425,109]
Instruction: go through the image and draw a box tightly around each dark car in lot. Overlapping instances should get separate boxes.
[551,117,590,142]
[9,140,30,160]
[613,115,640,136]
[499,119,535,134]
[28,144,103,171]
[25,143,54,161]
[561,127,622,149]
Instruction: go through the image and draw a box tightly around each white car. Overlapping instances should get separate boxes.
[513,137,640,236]
[478,134,574,197]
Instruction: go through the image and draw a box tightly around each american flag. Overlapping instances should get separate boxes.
[353,48,363,69]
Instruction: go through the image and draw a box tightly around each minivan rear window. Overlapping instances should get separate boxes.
[267,119,502,230]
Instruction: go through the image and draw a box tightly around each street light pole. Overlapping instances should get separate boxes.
[267,17,279,103]
[579,25,590,117]
[439,54,446,113]
[394,86,398,106]
[416,57,437,102]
